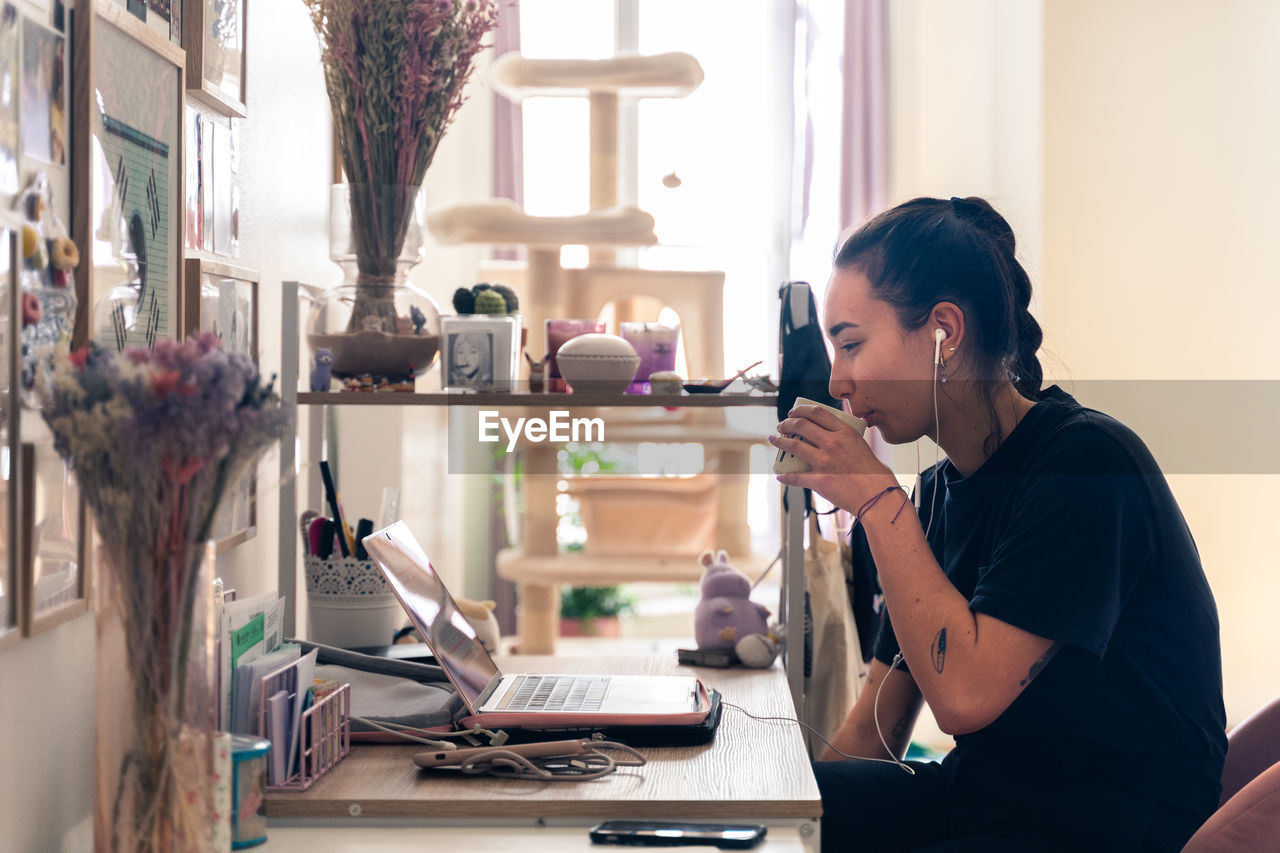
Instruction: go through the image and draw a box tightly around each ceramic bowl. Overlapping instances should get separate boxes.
[555,333,640,394]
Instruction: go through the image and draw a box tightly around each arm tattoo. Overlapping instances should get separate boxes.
[931,627,947,673]
[1019,642,1062,687]
[891,710,913,742]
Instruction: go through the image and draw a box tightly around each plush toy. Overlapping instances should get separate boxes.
[310,348,334,391]
[396,597,501,652]
[694,549,770,652]
[735,621,785,668]
[455,598,501,652]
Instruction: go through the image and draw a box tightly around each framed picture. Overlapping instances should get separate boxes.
[0,225,20,651]
[183,0,246,117]
[18,437,86,636]
[441,314,521,391]
[104,0,181,45]
[71,0,185,351]
[183,258,257,550]
[20,16,67,166]
[0,4,20,196]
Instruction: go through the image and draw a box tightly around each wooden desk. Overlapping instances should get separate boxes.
[265,656,822,850]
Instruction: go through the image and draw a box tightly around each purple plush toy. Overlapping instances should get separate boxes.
[694,549,770,651]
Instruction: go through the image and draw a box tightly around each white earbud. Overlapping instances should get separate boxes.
[933,328,946,366]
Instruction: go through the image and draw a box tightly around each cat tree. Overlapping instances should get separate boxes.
[427,53,772,654]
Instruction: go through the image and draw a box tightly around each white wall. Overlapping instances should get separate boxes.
[1041,0,1280,722]
[887,0,1280,730]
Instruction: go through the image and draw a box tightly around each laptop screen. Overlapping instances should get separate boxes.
[364,522,501,708]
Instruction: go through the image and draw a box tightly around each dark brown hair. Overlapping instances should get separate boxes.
[834,196,1043,453]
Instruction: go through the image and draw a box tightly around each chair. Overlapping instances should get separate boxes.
[1181,695,1280,851]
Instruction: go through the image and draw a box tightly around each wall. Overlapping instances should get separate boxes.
[887,0,1280,729]
[1041,0,1280,722]
[0,3,339,847]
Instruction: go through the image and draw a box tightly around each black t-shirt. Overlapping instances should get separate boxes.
[864,386,1227,850]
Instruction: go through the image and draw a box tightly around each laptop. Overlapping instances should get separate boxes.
[364,521,711,730]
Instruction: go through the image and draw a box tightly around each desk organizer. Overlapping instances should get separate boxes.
[257,658,351,792]
[304,554,403,647]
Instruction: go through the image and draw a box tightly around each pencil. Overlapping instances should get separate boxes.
[317,460,351,557]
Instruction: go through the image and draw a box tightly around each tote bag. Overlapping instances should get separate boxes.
[803,514,868,755]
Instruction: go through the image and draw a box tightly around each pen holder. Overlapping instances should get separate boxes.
[304,555,404,648]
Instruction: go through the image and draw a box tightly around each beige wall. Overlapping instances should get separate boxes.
[888,0,1280,729]
[1042,0,1280,722]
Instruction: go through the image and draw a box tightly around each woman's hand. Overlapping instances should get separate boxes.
[769,404,898,512]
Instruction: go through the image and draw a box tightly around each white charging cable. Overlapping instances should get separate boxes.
[721,692,915,775]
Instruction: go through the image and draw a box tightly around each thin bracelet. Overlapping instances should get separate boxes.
[854,485,911,528]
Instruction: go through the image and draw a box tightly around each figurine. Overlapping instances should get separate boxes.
[410,304,427,334]
[525,351,548,393]
[310,348,334,391]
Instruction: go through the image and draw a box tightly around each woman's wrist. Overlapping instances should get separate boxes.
[852,480,911,528]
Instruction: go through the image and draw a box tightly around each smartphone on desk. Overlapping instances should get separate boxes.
[589,820,766,849]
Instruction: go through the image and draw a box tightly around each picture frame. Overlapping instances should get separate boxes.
[0,225,21,651]
[183,0,247,118]
[440,314,521,391]
[0,5,23,196]
[19,15,68,167]
[18,438,87,636]
[183,257,258,550]
[70,0,186,351]
[103,0,181,45]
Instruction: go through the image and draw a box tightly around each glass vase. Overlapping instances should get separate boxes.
[307,184,442,380]
[94,540,219,852]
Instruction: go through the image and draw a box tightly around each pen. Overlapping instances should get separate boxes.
[317,460,351,557]
[317,520,336,559]
[354,518,373,560]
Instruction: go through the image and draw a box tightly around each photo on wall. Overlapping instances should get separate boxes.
[0,4,19,195]
[78,8,184,353]
[19,17,66,166]
[182,259,258,550]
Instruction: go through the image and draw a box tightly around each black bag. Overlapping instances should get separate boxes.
[777,280,841,422]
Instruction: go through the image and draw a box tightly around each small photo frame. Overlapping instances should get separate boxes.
[441,314,521,391]
[72,0,186,350]
[184,0,247,117]
[183,258,258,550]
[105,0,181,44]
[19,437,86,636]
[19,15,67,166]
[0,4,20,196]
[0,224,20,651]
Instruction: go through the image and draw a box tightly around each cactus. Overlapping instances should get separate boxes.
[490,284,519,313]
[452,287,475,314]
[473,289,507,314]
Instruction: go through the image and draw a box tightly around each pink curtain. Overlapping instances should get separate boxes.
[491,0,523,260]
[839,0,887,230]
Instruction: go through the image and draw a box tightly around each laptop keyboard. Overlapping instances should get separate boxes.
[501,676,610,712]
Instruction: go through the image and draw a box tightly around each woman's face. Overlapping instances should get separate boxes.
[823,267,940,444]
[453,336,482,376]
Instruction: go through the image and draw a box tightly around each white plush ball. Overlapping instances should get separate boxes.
[735,634,780,668]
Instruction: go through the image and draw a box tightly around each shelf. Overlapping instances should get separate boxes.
[296,391,778,408]
[426,200,657,248]
[489,52,704,100]
[496,547,778,586]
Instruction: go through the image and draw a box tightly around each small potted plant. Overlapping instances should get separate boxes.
[559,585,635,638]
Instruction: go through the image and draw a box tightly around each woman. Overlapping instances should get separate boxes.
[770,197,1226,852]
[448,331,492,387]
